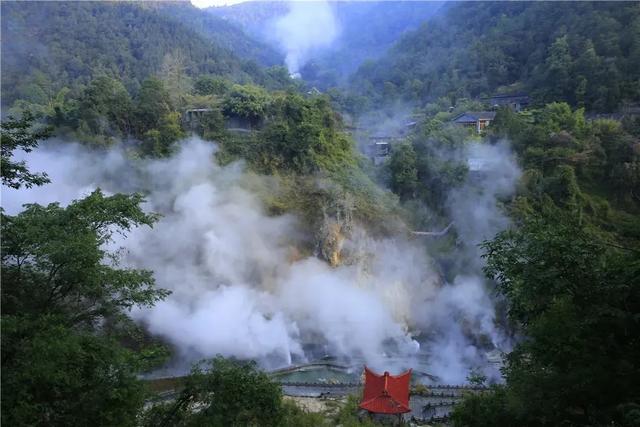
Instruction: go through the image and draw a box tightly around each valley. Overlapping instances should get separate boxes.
[1,1,639,426]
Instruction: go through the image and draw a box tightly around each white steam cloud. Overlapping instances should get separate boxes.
[273,1,339,77]
[449,141,521,272]
[426,140,521,382]
[2,137,520,383]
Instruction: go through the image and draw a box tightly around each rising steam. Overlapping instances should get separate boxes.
[272,1,339,77]
[3,137,520,383]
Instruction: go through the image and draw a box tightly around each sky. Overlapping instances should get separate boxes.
[191,0,247,8]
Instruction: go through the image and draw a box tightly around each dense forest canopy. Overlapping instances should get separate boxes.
[352,2,640,112]
[146,1,282,66]
[0,1,281,108]
[1,1,639,426]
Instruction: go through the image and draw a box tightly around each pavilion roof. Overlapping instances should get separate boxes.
[359,366,411,415]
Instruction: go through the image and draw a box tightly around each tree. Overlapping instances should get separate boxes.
[160,50,193,108]
[1,189,166,321]
[0,111,51,189]
[134,77,173,135]
[544,35,573,103]
[142,357,284,427]
[388,142,418,199]
[194,75,231,96]
[1,1,270,108]
[453,210,640,426]
[222,84,269,127]
[78,76,133,138]
[1,190,170,426]
[451,385,515,427]
[141,111,186,157]
[350,3,639,112]
[2,318,149,427]
[573,39,600,108]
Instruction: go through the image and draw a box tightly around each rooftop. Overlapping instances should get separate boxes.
[452,111,497,122]
[488,92,529,100]
[360,367,412,415]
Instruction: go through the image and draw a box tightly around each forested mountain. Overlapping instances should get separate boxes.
[210,1,444,87]
[301,1,444,87]
[207,1,288,35]
[146,1,281,67]
[0,1,279,107]
[2,2,639,426]
[352,2,640,112]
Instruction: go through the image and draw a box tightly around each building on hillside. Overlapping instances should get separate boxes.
[404,120,418,130]
[184,108,259,134]
[585,103,640,122]
[183,108,216,131]
[184,108,214,123]
[359,367,412,424]
[366,134,399,165]
[452,111,496,133]
[224,115,254,133]
[485,93,530,111]
[371,141,391,165]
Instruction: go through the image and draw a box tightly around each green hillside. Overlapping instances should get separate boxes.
[211,1,444,88]
[1,2,639,426]
[0,1,279,107]
[352,2,640,112]
[147,1,281,67]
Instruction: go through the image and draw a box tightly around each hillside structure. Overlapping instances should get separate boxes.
[486,93,530,111]
[359,366,412,418]
[452,111,496,133]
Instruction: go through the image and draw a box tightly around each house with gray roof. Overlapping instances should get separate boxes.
[485,93,530,111]
[451,111,497,133]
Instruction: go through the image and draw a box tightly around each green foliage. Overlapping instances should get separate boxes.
[218,92,349,174]
[0,0,302,150]
[77,76,133,139]
[134,77,173,135]
[218,92,400,234]
[159,50,194,109]
[2,317,148,427]
[194,75,232,96]
[141,112,186,157]
[1,189,166,326]
[198,109,227,141]
[451,386,515,427]
[491,103,640,245]
[261,95,353,174]
[222,84,270,126]
[142,357,284,427]
[388,142,418,200]
[1,189,170,426]
[544,35,572,102]
[280,400,327,427]
[258,66,302,91]
[454,210,640,426]
[0,1,270,107]
[353,2,640,111]
[8,73,190,151]
[0,111,51,188]
[330,395,382,427]
[391,121,469,216]
[2,4,639,426]
[145,2,281,68]
[466,369,487,387]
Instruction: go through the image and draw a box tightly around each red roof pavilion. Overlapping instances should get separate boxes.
[359,366,412,414]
